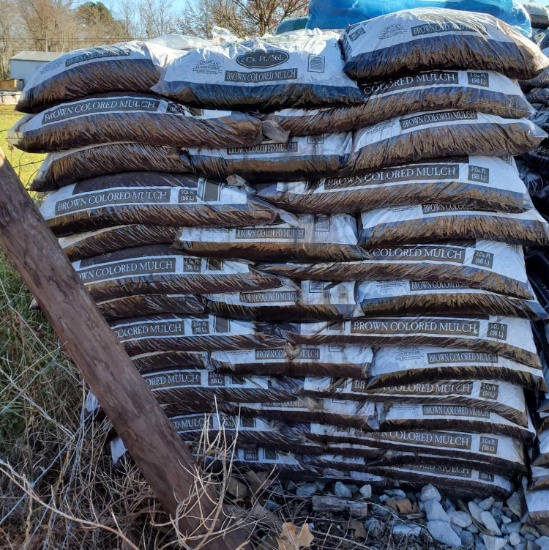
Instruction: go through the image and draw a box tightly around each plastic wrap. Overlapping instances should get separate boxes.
[59,225,178,261]
[204,280,359,321]
[527,88,549,105]
[256,156,531,214]
[10,94,267,153]
[110,314,284,356]
[264,314,540,367]
[303,377,528,425]
[365,346,545,392]
[72,245,281,301]
[522,2,549,29]
[344,111,546,175]
[526,48,549,87]
[31,143,191,192]
[210,345,373,378]
[185,133,351,182]
[263,71,534,136]
[358,205,549,247]
[97,294,206,321]
[176,214,364,262]
[259,240,534,299]
[523,144,549,178]
[341,9,548,82]
[16,41,175,113]
[357,280,547,320]
[152,32,364,110]
[41,173,283,236]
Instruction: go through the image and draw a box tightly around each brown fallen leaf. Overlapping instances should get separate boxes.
[278,522,315,550]
[345,519,366,540]
[388,498,418,515]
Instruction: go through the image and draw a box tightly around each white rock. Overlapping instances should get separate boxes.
[509,533,521,546]
[428,520,462,547]
[536,536,549,550]
[421,484,441,502]
[507,523,522,534]
[450,510,473,528]
[425,499,451,523]
[507,493,525,519]
[359,485,372,499]
[481,535,507,550]
[501,516,512,525]
[469,501,485,523]
[461,530,475,547]
[296,483,317,498]
[227,477,249,499]
[480,498,496,511]
[481,511,502,536]
[334,482,352,499]
[393,523,421,538]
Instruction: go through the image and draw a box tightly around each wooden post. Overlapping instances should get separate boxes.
[0,151,251,550]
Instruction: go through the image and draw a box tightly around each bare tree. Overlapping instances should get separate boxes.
[178,0,307,38]
[0,0,18,78]
[112,0,143,39]
[140,0,177,39]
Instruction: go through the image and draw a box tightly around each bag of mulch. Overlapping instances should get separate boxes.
[530,467,549,492]
[210,345,373,378]
[377,402,534,440]
[343,111,546,176]
[523,2,549,29]
[232,398,379,430]
[358,205,549,247]
[97,294,205,321]
[341,8,549,82]
[367,464,514,499]
[259,240,534,299]
[526,490,549,527]
[72,245,281,301]
[132,350,210,372]
[365,346,546,392]
[527,88,549,105]
[204,280,359,321]
[255,156,532,215]
[533,431,549,468]
[305,424,526,474]
[527,252,549,313]
[523,145,549,179]
[152,31,364,110]
[531,107,549,135]
[175,214,363,262]
[11,95,269,153]
[517,159,548,196]
[264,314,541,368]
[141,369,300,415]
[111,314,284,356]
[356,280,547,320]
[59,225,178,261]
[41,172,283,236]
[184,133,351,182]
[16,41,176,114]
[526,48,549,88]
[303,378,528,426]
[31,143,192,192]
[263,71,535,136]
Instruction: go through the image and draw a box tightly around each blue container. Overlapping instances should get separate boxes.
[276,17,309,34]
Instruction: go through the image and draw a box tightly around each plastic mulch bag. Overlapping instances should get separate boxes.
[341,9,548,82]
[343,111,546,175]
[175,214,364,262]
[152,32,365,110]
[10,94,268,152]
[40,172,284,236]
[256,156,532,214]
[263,71,534,135]
[358,205,549,247]
[31,144,192,192]
[259,240,534,299]
[72,244,281,301]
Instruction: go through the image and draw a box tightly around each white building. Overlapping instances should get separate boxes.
[9,51,64,85]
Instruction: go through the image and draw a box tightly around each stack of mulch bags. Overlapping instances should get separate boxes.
[10,8,549,500]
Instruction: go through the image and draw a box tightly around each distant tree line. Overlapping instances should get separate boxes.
[0,0,307,78]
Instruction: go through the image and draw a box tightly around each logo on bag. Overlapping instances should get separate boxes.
[236,50,289,69]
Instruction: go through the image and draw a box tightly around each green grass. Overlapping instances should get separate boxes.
[0,105,45,187]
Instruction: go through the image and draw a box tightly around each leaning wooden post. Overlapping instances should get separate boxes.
[0,151,250,550]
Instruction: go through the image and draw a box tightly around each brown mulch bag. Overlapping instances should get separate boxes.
[72,244,281,301]
[110,314,284,356]
[132,350,210,373]
[365,346,546,393]
[204,280,359,321]
[259,240,534,300]
[528,88,549,106]
[358,205,549,247]
[343,111,546,176]
[97,294,206,321]
[60,225,178,261]
[31,143,192,192]
[255,156,532,215]
[341,8,549,82]
[16,41,173,114]
[10,94,266,153]
[183,133,351,182]
[175,214,364,263]
[210,344,373,378]
[263,71,535,136]
[263,314,541,368]
[357,280,548,320]
[41,172,283,236]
